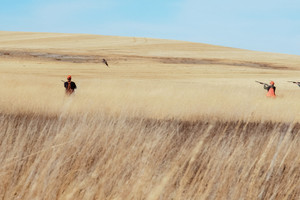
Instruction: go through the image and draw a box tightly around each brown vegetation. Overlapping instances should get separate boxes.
[0,31,300,199]
[0,113,299,199]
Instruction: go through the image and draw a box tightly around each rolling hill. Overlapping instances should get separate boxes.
[0,31,299,199]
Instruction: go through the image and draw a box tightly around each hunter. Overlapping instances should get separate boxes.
[264,81,276,97]
[64,75,77,95]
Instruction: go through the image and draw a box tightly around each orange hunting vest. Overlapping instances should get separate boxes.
[266,87,276,97]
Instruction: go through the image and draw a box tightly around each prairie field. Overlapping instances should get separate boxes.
[0,31,300,199]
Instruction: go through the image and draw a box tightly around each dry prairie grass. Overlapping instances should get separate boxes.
[0,31,300,199]
[0,112,299,199]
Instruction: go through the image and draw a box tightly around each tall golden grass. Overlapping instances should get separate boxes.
[0,110,299,199]
[1,32,300,199]
[0,76,300,199]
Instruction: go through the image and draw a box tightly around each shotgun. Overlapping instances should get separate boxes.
[288,81,300,87]
[255,81,267,85]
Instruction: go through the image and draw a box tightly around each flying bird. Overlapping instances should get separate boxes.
[102,59,109,67]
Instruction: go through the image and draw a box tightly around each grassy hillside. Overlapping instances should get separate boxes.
[0,31,299,199]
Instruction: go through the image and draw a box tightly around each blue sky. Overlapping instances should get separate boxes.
[1,0,299,55]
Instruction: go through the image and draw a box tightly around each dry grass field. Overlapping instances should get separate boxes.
[0,31,300,199]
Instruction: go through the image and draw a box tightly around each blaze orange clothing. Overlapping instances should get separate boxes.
[264,84,276,97]
[266,87,276,97]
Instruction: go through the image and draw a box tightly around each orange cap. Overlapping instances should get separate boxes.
[67,75,71,80]
[270,81,274,85]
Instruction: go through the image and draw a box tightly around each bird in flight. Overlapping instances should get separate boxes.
[102,59,109,67]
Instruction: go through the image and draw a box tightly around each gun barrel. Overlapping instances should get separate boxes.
[288,81,299,84]
[255,81,265,85]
